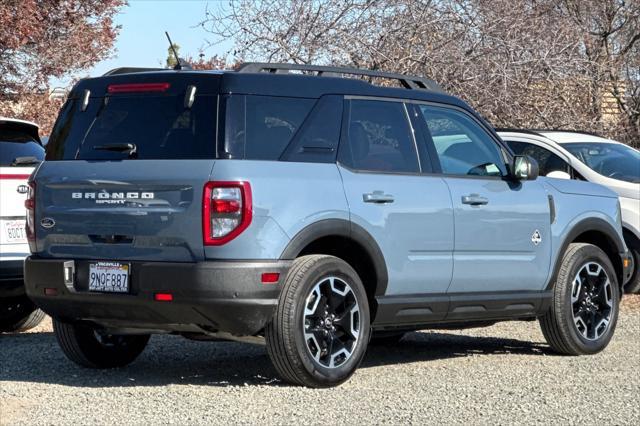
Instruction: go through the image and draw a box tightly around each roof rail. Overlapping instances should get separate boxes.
[237,62,444,93]
[103,67,166,76]
[496,128,603,138]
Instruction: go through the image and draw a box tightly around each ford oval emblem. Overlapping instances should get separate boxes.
[16,185,29,194]
[40,217,56,229]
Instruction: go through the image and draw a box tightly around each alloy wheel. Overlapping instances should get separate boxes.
[571,262,614,341]
[303,276,360,368]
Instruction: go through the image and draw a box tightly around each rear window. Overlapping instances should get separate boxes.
[46,94,217,160]
[0,129,44,166]
[221,95,315,160]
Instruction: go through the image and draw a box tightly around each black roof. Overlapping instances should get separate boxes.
[70,63,481,123]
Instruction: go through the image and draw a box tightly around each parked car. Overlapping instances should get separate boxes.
[498,130,640,293]
[24,64,632,387]
[0,117,46,332]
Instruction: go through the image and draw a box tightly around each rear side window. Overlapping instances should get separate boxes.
[221,95,314,160]
[338,99,419,173]
[0,129,44,166]
[46,95,217,160]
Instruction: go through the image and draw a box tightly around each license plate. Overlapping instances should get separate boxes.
[2,220,27,243]
[88,262,130,293]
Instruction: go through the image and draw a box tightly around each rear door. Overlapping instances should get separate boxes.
[35,74,220,262]
[0,122,43,254]
[338,98,454,306]
[416,105,551,294]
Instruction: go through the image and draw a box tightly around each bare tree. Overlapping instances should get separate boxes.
[202,0,639,146]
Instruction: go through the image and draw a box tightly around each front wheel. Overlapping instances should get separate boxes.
[540,243,620,355]
[624,245,640,294]
[265,255,370,387]
[53,319,150,368]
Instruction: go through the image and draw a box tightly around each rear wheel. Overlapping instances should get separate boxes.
[53,319,150,368]
[0,296,46,332]
[540,243,620,355]
[265,255,370,387]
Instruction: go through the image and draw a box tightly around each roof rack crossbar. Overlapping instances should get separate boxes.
[237,62,444,92]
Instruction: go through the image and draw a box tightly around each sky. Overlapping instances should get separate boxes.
[50,0,231,88]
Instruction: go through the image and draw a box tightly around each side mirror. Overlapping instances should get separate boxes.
[512,155,539,181]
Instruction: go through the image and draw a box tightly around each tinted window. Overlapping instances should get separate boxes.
[419,106,505,176]
[47,95,216,160]
[281,95,343,163]
[338,100,419,173]
[222,95,314,160]
[507,140,570,177]
[0,129,44,166]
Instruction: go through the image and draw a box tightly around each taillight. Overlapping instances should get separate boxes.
[107,82,170,94]
[25,181,36,243]
[203,181,252,245]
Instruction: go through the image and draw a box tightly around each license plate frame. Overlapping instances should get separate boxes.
[88,261,130,293]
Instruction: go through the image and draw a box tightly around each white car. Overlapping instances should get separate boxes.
[0,117,46,331]
[498,130,640,293]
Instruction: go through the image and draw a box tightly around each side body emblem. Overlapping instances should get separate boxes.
[531,230,542,246]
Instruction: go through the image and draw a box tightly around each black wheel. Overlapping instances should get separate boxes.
[624,244,640,294]
[540,243,620,355]
[265,255,370,388]
[53,319,150,369]
[0,296,46,333]
[370,331,406,346]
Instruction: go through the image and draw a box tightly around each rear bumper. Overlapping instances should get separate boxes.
[24,257,291,335]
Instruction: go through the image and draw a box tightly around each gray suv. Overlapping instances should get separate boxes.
[24,64,633,387]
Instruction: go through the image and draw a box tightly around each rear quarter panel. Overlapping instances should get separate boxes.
[204,160,349,260]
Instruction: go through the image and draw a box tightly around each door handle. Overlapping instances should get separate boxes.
[363,191,395,204]
[461,194,489,206]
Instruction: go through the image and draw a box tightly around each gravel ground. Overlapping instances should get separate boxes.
[2,296,639,425]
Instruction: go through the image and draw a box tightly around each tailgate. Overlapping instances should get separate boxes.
[34,160,214,262]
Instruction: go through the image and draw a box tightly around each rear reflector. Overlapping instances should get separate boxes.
[261,273,280,284]
[107,83,170,94]
[44,288,58,296]
[154,293,173,302]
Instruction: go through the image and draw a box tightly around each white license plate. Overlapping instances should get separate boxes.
[88,262,130,293]
[3,220,27,243]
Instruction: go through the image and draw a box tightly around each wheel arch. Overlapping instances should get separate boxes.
[280,219,389,317]
[548,217,626,290]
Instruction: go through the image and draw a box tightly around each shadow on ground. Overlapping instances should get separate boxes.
[0,328,551,389]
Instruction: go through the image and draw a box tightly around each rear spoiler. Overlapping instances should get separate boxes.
[0,117,41,144]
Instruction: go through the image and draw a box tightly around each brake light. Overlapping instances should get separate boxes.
[107,83,170,94]
[25,181,36,242]
[203,181,252,245]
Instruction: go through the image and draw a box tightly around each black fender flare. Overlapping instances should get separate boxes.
[280,219,389,296]
[546,217,626,290]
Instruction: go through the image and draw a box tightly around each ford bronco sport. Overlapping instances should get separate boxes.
[24,63,633,387]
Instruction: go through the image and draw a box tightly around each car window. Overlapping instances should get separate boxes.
[0,129,44,166]
[418,106,505,177]
[48,95,217,160]
[562,142,640,184]
[506,140,570,177]
[338,99,419,173]
[222,95,315,160]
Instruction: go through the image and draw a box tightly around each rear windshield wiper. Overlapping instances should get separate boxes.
[10,156,41,166]
[93,143,137,157]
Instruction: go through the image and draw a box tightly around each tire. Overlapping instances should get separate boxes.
[0,296,46,333]
[265,255,371,388]
[370,331,406,346]
[624,245,640,294]
[540,243,620,355]
[53,319,150,369]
